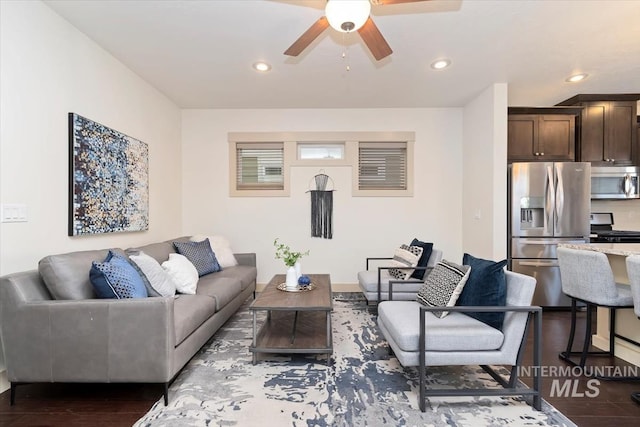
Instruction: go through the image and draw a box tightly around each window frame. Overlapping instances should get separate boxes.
[229,132,414,197]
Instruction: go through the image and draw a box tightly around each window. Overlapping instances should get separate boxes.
[298,143,345,160]
[235,143,284,190]
[358,142,407,190]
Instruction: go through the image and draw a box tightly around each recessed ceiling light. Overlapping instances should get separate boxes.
[566,73,588,82]
[253,62,271,72]
[430,59,451,70]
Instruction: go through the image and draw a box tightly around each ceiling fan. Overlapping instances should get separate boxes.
[284,0,431,61]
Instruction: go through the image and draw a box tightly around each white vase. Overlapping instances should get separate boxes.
[294,261,302,279]
[286,266,298,290]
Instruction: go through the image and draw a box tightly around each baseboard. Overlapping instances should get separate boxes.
[0,369,9,394]
[256,282,359,293]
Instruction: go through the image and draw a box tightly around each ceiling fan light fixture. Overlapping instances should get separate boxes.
[566,73,588,82]
[430,59,451,70]
[325,0,371,33]
[252,62,271,72]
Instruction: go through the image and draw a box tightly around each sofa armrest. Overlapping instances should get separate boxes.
[1,297,175,383]
[235,253,256,267]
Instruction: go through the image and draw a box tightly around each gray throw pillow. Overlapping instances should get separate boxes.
[129,250,177,297]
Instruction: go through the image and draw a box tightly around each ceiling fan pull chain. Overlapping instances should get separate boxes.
[342,32,350,72]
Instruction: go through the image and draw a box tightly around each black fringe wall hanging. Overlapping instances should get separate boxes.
[308,172,334,239]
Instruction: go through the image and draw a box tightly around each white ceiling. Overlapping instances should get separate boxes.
[44,0,640,109]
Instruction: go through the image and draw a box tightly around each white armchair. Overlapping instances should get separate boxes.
[377,270,542,411]
[357,248,443,304]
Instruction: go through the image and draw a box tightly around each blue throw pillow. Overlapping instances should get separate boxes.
[173,238,221,277]
[90,250,148,299]
[410,238,433,280]
[457,253,507,330]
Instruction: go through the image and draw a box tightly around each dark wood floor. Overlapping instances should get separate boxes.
[0,308,638,426]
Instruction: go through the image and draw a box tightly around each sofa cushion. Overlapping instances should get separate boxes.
[162,253,198,294]
[129,251,177,297]
[388,244,423,280]
[196,275,242,311]
[416,260,470,318]
[409,238,434,280]
[173,295,217,346]
[209,265,257,291]
[191,235,238,268]
[174,239,221,276]
[358,270,424,295]
[90,251,148,299]
[378,301,504,352]
[457,253,508,330]
[39,248,125,300]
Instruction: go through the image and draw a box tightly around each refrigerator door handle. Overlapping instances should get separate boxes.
[518,260,560,268]
[517,239,587,245]
[555,167,564,234]
[545,165,554,235]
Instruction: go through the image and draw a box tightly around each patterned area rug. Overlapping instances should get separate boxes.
[135,295,576,427]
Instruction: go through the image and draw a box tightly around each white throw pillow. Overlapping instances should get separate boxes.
[416,260,471,318]
[162,253,198,294]
[191,234,238,268]
[129,251,177,297]
[388,244,423,280]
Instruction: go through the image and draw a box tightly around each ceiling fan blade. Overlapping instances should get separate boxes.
[358,17,392,61]
[284,17,330,56]
[372,0,431,5]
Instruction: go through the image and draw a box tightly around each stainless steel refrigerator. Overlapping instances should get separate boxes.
[508,162,591,308]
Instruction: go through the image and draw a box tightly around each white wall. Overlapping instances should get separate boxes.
[0,1,183,276]
[592,199,640,230]
[462,84,509,260]
[181,108,465,285]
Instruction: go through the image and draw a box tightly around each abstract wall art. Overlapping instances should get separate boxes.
[68,113,149,236]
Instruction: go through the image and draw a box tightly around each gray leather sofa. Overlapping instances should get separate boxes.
[0,237,256,405]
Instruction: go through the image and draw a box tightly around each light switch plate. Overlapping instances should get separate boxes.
[1,204,28,223]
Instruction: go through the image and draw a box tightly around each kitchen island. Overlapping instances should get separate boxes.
[558,243,640,366]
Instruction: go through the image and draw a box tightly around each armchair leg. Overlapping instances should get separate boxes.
[163,383,169,406]
[10,383,17,406]
[419,308,426,412]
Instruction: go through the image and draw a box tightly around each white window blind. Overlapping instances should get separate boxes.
[358,142,407,190]
[236,142,284,190]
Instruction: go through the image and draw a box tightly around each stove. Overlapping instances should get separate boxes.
[590,212,640,243]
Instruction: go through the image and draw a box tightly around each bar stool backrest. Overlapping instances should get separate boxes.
[557,247,620,306]
[625,255,640,318]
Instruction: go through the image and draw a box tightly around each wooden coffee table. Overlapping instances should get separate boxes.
[249,273,333,364]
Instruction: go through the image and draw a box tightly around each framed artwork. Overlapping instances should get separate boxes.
[68,113,149,236]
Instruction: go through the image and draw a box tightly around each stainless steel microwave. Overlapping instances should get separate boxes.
[591,166,640,199]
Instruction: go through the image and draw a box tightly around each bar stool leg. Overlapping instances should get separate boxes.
[608,308,616,356]
[580,302,593,368]
[560,298,578,362]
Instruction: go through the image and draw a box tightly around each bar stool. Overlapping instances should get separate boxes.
[625,255,640,405]
[557,247,635,370]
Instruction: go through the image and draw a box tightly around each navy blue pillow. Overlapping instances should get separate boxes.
[90,250,148,299]
[173,239,221,277]
[409,238,433,280]
[457,253,507,330]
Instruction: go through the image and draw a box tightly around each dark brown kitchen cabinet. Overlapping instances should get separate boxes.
[557,94,640,166]
[508,108,578,162]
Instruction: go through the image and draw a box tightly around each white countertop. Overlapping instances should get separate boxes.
[558,243,640,256]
